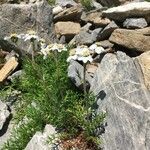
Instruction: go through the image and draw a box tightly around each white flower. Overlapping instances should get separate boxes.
[67,46,93,63]
[49,43,67,52]
[89,44,97,51]
[78,55,93,63]
[21,30,40,42]
[95,46,105,54]
[23,34,40,42]
[67,55,78,62]
[4,33,20,43]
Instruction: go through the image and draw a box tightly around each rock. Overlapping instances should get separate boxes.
[137,51,150,90]
[81,11,110,27]
[98,40,114,48]
[68,60,93,91]
[70,30,95,45]
[98,21,118,40]
[0,39,23,57]
[91,0,103,9]
[0,1,54,42]
[109,29,150,52]
[69,23,97,45]
[136,27,150,36]
[25,124,58,150]
[81,23,92,32]
[54,6,83,22]
[86,63,98,77]
[123,18,148,29]
[55,0,77,7]
[52,5,63,15]
[0,57,18,82]
[91,51,150,150]
[8,70,23,82]
[102,2,150,23]
[91,28,103,41]
[96,0,142,7]
[55,21,81,41]
[0,100,10,131]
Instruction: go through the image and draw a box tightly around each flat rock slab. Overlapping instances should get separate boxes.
[102,2,150,22]
[0,100,10,131]
[81,11,110,27]
[109,29,150,52]
[54,6,83,22]
[0,57,18,82]
[91,51,150,150]
[96,0,142,7]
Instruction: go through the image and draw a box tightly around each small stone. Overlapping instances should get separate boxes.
[55,0,77,7]
[99,40,114,49]
[91,28,103,41]
[55,21,81,41]
[68,60,92,91]
[123,18,148,29]
[53,6,63,15]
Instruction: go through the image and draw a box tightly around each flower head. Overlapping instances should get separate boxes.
[4,33,19,43]
[23,30,40,42]
[67,45,93,63]
[89,43,105,54]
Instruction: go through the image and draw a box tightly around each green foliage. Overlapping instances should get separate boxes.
[80,0,93,11]
[47,0,55,5]
[2,51,105,149]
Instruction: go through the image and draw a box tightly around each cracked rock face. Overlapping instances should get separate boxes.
[91,51,150,150]
[0,100,10,131]
[0,1,54,42]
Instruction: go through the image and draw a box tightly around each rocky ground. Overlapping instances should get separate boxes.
[0,0,150,149]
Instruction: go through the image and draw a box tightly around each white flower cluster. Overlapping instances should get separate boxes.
[40,43,67,59]
[89,43,105,54]
[4,31,67,59]
[4,30,40,42]
[67,44,105,63]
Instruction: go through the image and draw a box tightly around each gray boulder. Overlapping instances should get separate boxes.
[68,60,93,91]
[98,21,118,40]
[123,18,148,29]
[0,100,10,131]
[25,124,58,150]
[91,51,150,150]
[0,0,54,45]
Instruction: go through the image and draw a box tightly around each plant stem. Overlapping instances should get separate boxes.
[83,63,87,98]
[31,41,35,62]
